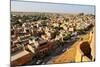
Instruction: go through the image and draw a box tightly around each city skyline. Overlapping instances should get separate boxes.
[11,0,95,15]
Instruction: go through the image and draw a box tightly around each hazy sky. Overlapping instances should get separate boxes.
[11,0,95,14]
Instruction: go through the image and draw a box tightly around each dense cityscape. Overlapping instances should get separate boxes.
[11,12,95,66]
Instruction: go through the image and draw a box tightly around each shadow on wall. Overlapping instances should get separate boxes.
[80,41,92,61]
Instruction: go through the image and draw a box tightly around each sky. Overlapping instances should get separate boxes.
[11,0,95,14]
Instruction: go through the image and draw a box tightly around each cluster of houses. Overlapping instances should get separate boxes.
[11,13,95,55]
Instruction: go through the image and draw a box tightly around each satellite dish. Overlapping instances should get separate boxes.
[80,41,92,60]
